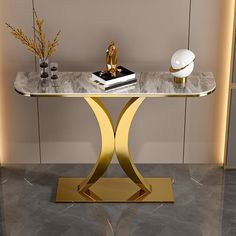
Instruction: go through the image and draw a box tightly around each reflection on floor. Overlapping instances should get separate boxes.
[0,164,235,236]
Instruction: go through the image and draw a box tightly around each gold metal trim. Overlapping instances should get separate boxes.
[14,87,216,98]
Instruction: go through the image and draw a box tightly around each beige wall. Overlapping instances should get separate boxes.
[0,0,227,163]
[185,0,222,163]
[0,0,40,163]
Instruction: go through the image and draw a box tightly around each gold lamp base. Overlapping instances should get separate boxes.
[56,177,174,203]
[174,77,187,89]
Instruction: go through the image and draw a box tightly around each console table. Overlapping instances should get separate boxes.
[15,72,216,203]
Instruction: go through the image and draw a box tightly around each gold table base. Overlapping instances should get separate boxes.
[55,97,174,203]
[56,177,174,203]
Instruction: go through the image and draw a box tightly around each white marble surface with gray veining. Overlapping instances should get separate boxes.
[14,72,216,97]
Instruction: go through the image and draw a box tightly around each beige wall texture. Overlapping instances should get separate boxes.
[0,0,229,163]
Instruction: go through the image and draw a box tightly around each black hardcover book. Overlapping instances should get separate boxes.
[92,66,135,85]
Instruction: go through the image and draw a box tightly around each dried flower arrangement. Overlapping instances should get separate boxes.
[5,9,61,60]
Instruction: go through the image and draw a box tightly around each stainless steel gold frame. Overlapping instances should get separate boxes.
[56,97,174,203]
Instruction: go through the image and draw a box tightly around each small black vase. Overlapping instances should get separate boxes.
[39,58,49,79]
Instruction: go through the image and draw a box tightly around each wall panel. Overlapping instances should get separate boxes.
[185,0,221,163]
[226,90,236,167]
[0,0,40,163]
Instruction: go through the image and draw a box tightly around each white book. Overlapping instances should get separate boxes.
[89,76,137,91]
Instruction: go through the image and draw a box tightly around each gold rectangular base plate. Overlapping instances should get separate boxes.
[56,177,174,203]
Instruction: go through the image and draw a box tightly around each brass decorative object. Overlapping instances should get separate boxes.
[103,41,121,77]
[5,9,61,60]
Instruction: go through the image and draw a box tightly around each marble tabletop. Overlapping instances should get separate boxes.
[14,72,216,97]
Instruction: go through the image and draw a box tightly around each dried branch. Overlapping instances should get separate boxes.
[6,9,60,60]
[45,30,61,59]
[5,22,41,58]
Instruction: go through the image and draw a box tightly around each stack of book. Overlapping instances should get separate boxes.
[89,66,136,91]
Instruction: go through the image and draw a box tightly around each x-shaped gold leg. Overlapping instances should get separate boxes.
[56,97,174,203]
[78,97,151,201]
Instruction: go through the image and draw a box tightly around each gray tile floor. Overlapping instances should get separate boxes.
[0,164,235,236]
